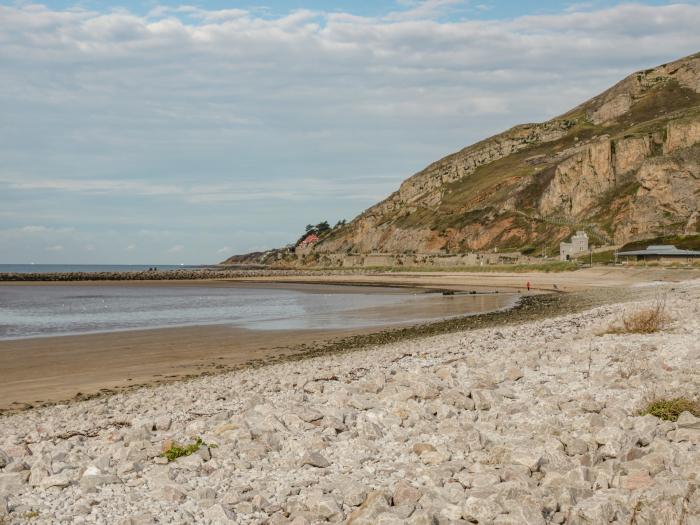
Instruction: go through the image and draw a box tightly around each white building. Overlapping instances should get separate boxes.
[560,231,589,261]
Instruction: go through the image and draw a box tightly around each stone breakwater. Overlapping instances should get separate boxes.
[1,282,699,524]
[0,269,372,282]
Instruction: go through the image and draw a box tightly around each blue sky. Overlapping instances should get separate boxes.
[1,0,700,263]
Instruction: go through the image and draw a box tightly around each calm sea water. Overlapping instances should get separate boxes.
[0,284,515,340]
[0,264,197,274]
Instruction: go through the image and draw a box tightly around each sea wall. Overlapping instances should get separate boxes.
[0,269,371,282]
[307,251,535,268]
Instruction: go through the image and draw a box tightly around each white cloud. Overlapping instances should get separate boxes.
[0,175,399,203]
[125,244,136,252]
[167,244,184,253]
[0,225,76,238]
[216,246,231,254]
[2,177,185,196]
[46,244,64,252]
[1,2,700,262]
[20,225,50,234]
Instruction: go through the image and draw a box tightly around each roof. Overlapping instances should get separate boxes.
[617,244,700,256]
[300,233,320,245]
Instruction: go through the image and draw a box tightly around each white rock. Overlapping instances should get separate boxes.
[347,491,390,525]
[0,471,28,495]
[511,447,545,472]
[676,411,700,429]
[154,416,172,431]
[39,473,71,490]
[308,494,340,520]
[0,450,9,469]
[462,496,503,522]
[204,503,237,524]
[300,451,330,468]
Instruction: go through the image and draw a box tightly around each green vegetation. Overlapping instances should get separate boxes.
[305,221,330,235]
[161,437,215,462]
[576,249,616,264]
[620,234,700,252]
[641,398,700,422]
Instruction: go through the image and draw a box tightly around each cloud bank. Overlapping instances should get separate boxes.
[1,2,700,263]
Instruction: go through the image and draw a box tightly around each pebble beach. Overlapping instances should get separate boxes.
[1,279,699,524]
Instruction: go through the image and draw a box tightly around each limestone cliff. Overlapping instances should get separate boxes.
[313,52,700,255]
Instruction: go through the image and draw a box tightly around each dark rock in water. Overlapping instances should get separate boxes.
[0,268,374,282]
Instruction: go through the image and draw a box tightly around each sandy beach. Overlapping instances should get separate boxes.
[0,281,517,412]
[1,267,698,413]
[5,266,699,291]
[229,266,700,293]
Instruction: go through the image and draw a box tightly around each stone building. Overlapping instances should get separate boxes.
[560,231,589,261]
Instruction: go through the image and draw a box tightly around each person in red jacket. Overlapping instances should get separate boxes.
[526,281,531,291]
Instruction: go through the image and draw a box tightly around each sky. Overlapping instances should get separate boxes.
[1,1,700,264]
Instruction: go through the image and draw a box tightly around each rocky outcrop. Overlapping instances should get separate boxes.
[614,148,700,242]
[588,93,632,125]
[664,117,700,153]
[540,116,700,237]
[614,135,654,175]
[539,137,615,217]
[396,120,575,207]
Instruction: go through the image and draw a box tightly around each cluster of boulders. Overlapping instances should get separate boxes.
[1,280,699,524]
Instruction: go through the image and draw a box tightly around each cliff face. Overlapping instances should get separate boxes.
[315,52,700,255]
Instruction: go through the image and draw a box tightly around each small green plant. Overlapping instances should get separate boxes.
[640,398,700,422]
[25,511,40,519]
[161,437,215,462]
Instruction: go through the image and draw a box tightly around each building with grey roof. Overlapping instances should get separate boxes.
[616,244,700,263]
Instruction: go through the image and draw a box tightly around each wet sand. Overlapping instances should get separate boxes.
[0,324,376,412]
[0,283,515,412]
[4,265,696,293]
[1,267,698,413]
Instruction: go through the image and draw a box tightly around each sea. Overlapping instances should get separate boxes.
[0,266,517,340]
[0,264,199,274]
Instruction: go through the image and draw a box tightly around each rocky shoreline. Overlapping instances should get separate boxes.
[1,280,699,524]
[0,269,371,282]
